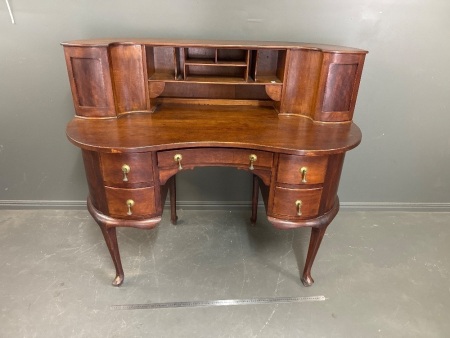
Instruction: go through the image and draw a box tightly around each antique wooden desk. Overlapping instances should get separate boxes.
[62,39,367,286]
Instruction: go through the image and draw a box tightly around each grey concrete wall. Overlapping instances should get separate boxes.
[1,0,449,207]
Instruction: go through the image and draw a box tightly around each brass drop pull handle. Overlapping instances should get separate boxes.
[300,167,307,183]
[295,200,302,216]
[174,154,183,170]
[126,199,135,216]
[249,154,257,170]
[122,164,130,182]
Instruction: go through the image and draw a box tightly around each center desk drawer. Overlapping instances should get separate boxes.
[100,152,153,186]
[105,187,156,219]
[157,148,273,169]
[272,186,323,219]
[277,154,328,185]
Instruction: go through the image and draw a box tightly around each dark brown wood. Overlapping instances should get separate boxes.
[301,225,329,287]
[87,196,160,286]
[319,153,346,214]
[62,38,367,53]
[279,49,322,118]
[272,187,323,219]
[157,147,273,186]
[81,150,108,214]
[67,106,362,154]
[100,152,154,187]
[313,53,366,122]
[104,186,157,219]
[62,38,367,287]
[63,46,116,117]
[95,219,124,286]
[157,148,273,169]
[109,43,149,114]
[267,196,339,230]
[276,154,328,185]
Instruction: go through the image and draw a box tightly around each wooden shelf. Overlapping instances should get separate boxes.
[148,72,177,81]
[185,59,247,67]
[184,76,249,84]
[254,76,283,84]
[148,75,283,85]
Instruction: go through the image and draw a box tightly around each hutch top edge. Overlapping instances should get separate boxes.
[61,38,368,54]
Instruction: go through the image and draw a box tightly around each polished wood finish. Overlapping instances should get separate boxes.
[67,106,362,154]
[63,38,367,287]
[104,186,157,219]
[272,186,323,219]
[276,155,328,185]
[63,47,116,117]
[100,152,154,187]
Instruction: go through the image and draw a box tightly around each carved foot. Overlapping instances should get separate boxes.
[301,274,314,287]
[112,274,124,287]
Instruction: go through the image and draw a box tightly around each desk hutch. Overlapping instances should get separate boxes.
[62,38,367,286]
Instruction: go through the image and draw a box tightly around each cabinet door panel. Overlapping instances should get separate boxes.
[63,46,116,117]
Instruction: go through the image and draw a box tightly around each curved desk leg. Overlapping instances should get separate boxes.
[169,175,178,225]
[301,225,328,287]
[96,221,124,286]
[250,174,259,225]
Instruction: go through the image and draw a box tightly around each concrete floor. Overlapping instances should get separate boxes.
[0,208,449,337]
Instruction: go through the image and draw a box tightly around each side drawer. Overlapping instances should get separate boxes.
[157,148,273,169]
[272,186,323,219]
[105,186,156,219]
[277,154,328,185]
[100,152,154,186]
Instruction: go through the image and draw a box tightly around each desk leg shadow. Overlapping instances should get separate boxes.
[169,175,178,225]
[250,174,259,225]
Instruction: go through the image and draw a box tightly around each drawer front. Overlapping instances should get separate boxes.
[272,186,323,219]
[105,187,156,218]
[157,148,273,169]
[277,155,328,185]
[101,152,153,186]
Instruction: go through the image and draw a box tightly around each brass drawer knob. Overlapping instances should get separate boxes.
[174,154,183,170]
[300,167,307,183]
[249,154,257,170]
[295,200,302,216]
[122,164,130,182]
[126,199,135,215]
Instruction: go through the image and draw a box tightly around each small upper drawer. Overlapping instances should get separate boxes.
[277,155,328,185]
[105,186,157,219]
[100,152,153,186]
[272,186,322,219]
[157,148,273,169]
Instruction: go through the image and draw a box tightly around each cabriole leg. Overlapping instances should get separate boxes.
[301,225,328,287]
[96,221,124,286]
